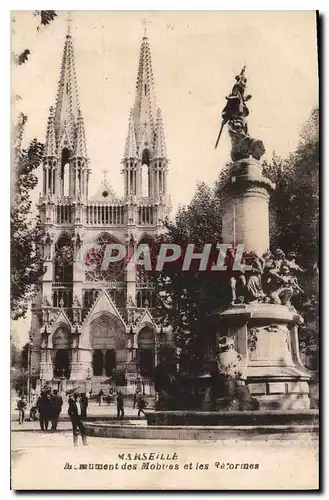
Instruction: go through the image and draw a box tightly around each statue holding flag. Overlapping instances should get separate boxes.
[215,66,265,162]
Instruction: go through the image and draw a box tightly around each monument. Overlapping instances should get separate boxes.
[212,67,311,410]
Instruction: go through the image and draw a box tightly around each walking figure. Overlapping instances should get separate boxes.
[133,389,140,409]
[116,391,124,420]
[51,389,63,430]
[36,389,53,431]
[68,393,87,446]
[17,395,27,424]
[97,389,104,406]
[137,395,147,417]
[80,393,89,419]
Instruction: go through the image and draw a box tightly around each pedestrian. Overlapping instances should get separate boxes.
[51,389,63,430]
[116,390,124,420]
[80,393,88,419]
[97,389,104,406]
[133,390,140,409]
[17,395,27,424]
[137,395,147,417]
[36,389,52,431]
[68,393,87,446]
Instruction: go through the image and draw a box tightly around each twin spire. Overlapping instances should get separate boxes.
[124,34,168,162]
[44,18,87,160]
[44,17,168,196]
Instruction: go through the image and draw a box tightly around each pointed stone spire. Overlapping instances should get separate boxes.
[124,108,138,158]
[44,106,57,157]
[44,15,90,200]
[74,109,88,158]
[54,21,80,150]
[154,107,167,159]
[122,32,169,202]
[133,34,157,153]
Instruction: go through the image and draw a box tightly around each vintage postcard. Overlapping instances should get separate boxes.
[11,10,319,490]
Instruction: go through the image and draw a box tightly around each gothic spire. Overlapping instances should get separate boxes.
[124,108,138,158]
[154,107,167,159]
[133,34,157,154]
[54,24,80,151]
[44,106,57,158]
[74,109,88,158]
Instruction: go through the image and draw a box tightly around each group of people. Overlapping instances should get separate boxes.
[35,388,64,431]
[95,388,148,419]
[16,387,148,446]
[16,389,63,430]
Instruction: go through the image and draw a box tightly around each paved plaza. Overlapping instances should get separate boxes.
[11,426,318,490]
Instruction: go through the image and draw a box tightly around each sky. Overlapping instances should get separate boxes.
[11,10,318,344]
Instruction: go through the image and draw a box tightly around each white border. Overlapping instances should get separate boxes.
[2,2,326,498]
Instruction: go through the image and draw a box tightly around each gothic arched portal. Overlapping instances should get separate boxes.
[138,326,155,377]
[52,326,71,379]
[89,313,126,377]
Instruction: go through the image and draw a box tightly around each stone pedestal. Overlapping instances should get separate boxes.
[222,158,275,254]
[212,303,311,410]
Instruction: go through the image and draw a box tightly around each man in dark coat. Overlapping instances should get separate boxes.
[37,389,53,431]
[136,395,147,417]
[68,393,87,446]
[51,390,63,430]
[80,393,88,419]
[116,391,124,420]
[17,395,27,424]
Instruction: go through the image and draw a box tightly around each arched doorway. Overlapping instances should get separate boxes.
[138,326,155,377]
[105,350,116,377]
[92,350,103,376]
[90,314,126,378]
[52,327,71,379]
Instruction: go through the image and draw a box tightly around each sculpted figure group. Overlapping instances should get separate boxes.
[228,248,304,306]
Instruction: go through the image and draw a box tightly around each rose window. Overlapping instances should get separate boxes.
[85,233,125,283]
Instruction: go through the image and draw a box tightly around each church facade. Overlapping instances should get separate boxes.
[30,25,172,396]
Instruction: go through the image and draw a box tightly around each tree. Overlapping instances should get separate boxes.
[11,340,29,394]
[11,12,58,320]
[11,138,46,320]
[155,108,319,373]
[153,182,227,374]
[20,342,30,372]
[13,11,57,66]
[262,107,319,368]
[11,340,21,369]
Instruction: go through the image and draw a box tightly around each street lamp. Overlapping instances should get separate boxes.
[86,367,92,395]
[27,341,32,406]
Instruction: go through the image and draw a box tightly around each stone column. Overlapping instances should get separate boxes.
[221,158,275,254]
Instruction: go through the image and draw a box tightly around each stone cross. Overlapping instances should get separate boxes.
[142,18,151,38]
[102,169,108,183]
[67,11,72,36]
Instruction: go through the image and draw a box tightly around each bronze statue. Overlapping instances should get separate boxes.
[244,252,266,303]
[215,66,265,161]
[262,249,304,305]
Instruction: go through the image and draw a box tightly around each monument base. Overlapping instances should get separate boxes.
[146,409,318,427]
[209,303,312,410]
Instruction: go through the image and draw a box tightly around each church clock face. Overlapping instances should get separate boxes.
[84,233,125,283]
